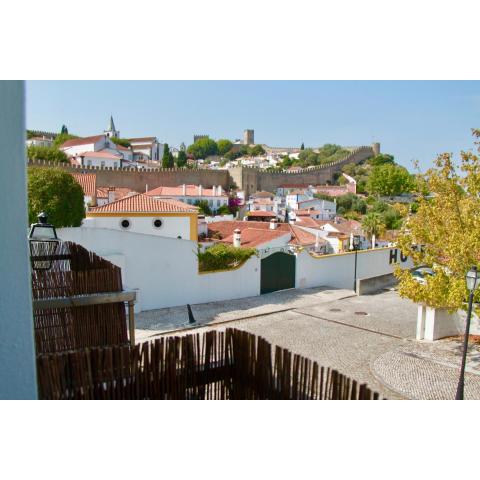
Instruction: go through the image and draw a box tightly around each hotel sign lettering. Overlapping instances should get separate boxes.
[389,248,408,265]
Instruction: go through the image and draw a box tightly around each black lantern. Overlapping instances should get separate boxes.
[352,234,361,250]
[456,266,479,399]
[29,212,59,270]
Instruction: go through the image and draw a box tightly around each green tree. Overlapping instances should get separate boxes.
[176,150,188,168]
[28,167,85,227]
[27,145,68,163]
[361,212,385,244]
[395,130,480,312]
[194,200,212,215]
[162,143,174,168]
[110,137,131,148]
[336,193,367,215]
[367,164,413,196]
[217,139,233,156]
[187,137,218,159]
[368,153,395,167]
[61,125,69,134]
[247,145,265,156]
[216,204,230,215]
[300,142,305,150]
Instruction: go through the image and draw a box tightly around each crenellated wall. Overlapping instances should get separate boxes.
[28,160,230,193]
[27,144,376,194]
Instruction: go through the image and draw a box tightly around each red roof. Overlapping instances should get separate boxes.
[207,220,317,248]
[61,135,105,148]
[247,211,277,217]
[252,191,275,198]
[221,228,289,248]
[88,193,198,214]
[71,173,96,197]
[96,187,138,201]
[80,151,122,160]
[115,144,130,151]
[146,184,226,197]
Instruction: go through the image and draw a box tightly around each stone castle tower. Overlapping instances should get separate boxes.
[243,129,254,145]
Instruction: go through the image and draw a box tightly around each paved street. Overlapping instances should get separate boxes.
[136,287,480,399]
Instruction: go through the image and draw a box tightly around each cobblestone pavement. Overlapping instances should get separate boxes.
[136,287,354,341]
[136,288,480,399]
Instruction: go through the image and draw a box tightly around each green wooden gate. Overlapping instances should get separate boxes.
[260,251,296,294]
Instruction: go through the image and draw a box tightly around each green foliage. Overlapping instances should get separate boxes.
[53,132,79,148]
[216,204,230,215]
[247,145,265,156]
[110,137,131,147]
[176,150,188,168]
[162,143,174,168]
[395,131,480,311]
[198,243,256,272]
[287,144,350,169]
[336,193,367,215]
[60,125,69,135]
[27,145,68,163]
[367,164,413,196]
[187,137,218,159]
[194,200,212,215]
[28,167,85,227]
[367,154,395,167]
[300,142,305,150]
[217,139,233,156]
[361,212,386,239]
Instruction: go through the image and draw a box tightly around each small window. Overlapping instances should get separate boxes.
[120,219,131,229]
[153,219,163,229]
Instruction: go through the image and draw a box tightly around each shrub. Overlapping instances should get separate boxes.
[198,243,256,272]
[28,167,85,227]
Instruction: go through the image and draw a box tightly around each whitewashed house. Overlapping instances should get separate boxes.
[146,184,229,212]
[82,193,199,241]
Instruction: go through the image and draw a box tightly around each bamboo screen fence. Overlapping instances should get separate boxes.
[31,241,128,354]
[37,328,381,400]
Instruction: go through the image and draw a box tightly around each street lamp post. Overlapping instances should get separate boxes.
[351,234,361,292]
[455,266,479,400]
[28,212,59,271]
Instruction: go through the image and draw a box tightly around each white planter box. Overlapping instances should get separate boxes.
[416,305,463,341]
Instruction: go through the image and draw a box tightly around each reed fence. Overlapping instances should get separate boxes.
[37,328,381,400]
[31,241,129,354]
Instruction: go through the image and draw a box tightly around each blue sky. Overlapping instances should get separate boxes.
[26,81,480,171]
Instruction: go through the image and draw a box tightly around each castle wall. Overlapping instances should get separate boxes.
[27,144,377,196]
[28,160,230,193]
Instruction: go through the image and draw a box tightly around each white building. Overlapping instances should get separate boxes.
[146,184,229,212]
[129,137,164,164]
[26,136,53,148]
[83,193,199,241]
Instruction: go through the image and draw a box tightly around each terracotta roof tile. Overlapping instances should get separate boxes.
[71,173,96,197]
[80,151,122,160]
[96,187,138,201]
[247,210,277,217]
[128,137,156,142]
[61,135,105,148]
[221,228,289,248]
[88,193,198,214]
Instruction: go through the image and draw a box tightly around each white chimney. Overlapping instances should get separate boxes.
[270,219,278,230]
[233,228,241,248]
[108,188,115,204]
[199,185,203,197]
[315,232,321,252]
[217,185,222,196]
[145,184,148,193]
[182,184,186,196]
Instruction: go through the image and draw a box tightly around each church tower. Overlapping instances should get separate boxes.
[104,115,119,138]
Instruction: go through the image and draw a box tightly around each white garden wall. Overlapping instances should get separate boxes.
[295,247,413,290]
[58,227,260,311]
